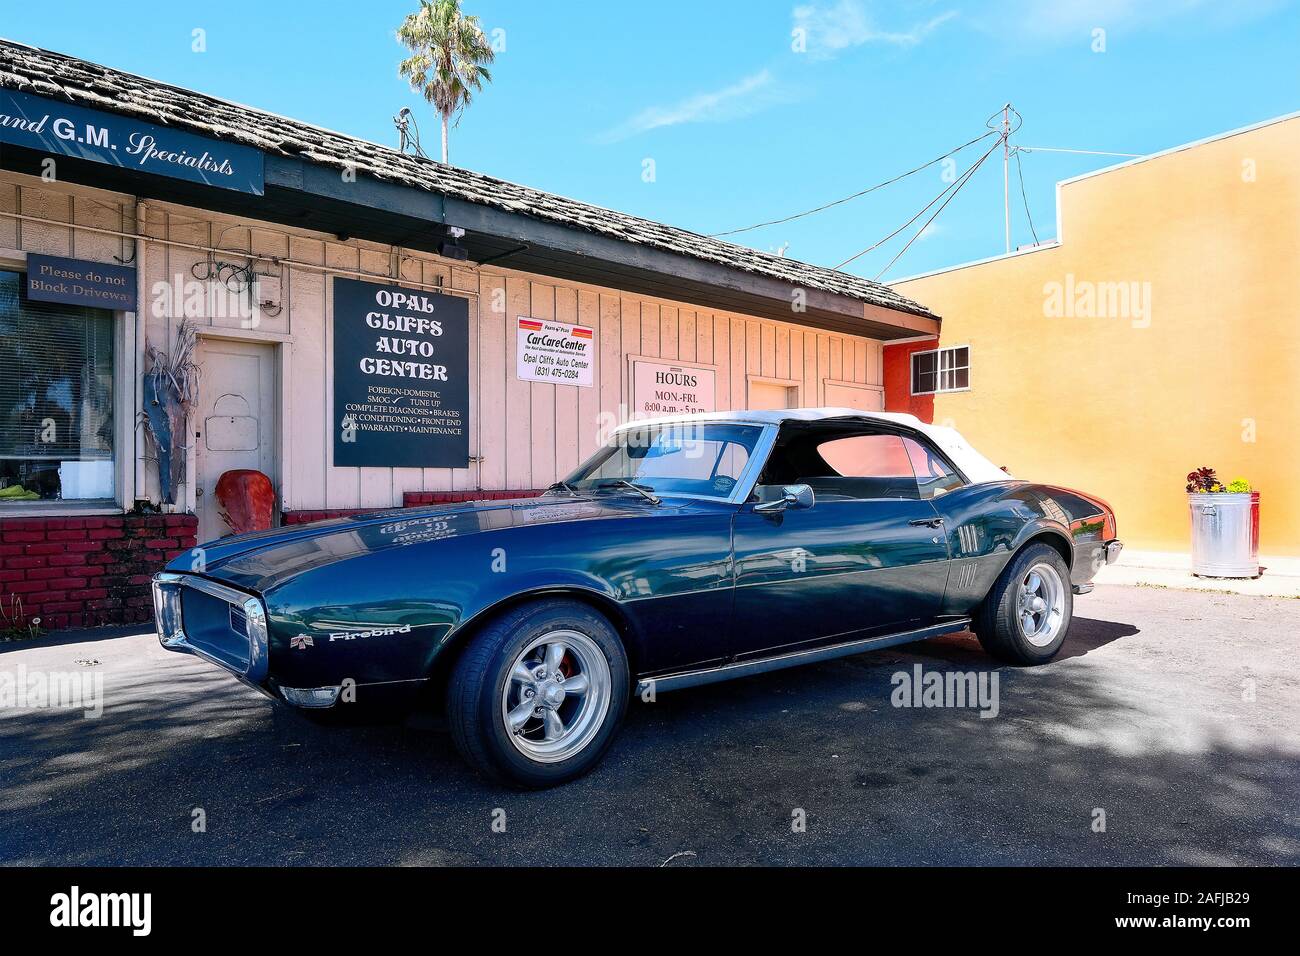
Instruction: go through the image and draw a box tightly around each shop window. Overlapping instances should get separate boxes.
[912,346,969,395]
[0,269,115,504]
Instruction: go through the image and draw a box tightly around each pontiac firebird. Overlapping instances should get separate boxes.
[154,409,1122,787]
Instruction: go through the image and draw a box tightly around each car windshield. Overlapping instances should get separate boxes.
[561,423,763,501]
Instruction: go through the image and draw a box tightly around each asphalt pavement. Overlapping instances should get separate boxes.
[1,584,1296,865]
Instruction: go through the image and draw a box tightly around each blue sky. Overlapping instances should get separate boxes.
[5,0,1298,280]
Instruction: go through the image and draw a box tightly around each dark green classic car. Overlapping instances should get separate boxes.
[154,409,1122,787]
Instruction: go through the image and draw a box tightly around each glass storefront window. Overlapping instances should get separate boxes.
[0,269,115,503]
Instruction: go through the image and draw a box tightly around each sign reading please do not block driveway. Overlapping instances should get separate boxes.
[516,317,594,387]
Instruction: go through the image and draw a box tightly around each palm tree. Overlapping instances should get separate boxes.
[396,0,495,164]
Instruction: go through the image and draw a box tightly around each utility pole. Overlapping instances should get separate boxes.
[1002,104,1011,254]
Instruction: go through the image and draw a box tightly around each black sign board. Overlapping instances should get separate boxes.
[25,254,137,311]
[332,277,469,468]
[0,89,264,195]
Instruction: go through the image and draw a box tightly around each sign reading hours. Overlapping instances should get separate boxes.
[332,277,469,468]
[629,357,717,418]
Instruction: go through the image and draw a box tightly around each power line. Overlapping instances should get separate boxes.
[707,129,999,238]
[832,135,1002,272]
[1012,146,1040,246]
[1017,145,1141,158]
[872,140,999,280]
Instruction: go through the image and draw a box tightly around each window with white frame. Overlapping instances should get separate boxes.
[0,269,116,504]
[911,346,969,395]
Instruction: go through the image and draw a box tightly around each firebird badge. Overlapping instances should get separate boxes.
[290,635,314,650]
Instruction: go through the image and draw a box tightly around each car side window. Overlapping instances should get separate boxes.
[812,433,920,500]
[903,437,965,500]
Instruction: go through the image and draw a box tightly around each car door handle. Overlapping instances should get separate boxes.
[909,517,945,528]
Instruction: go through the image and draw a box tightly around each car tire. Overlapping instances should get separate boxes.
[974,542,1073,666]
[446,599,629,788]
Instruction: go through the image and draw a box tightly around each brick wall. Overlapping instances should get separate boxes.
[0,514,197,631]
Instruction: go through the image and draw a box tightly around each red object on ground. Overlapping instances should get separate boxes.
[216,469,275,534]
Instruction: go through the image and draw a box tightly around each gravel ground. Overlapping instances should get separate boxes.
[1,584,1297,866]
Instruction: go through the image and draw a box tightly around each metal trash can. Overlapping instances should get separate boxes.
[1188,492,1260,578]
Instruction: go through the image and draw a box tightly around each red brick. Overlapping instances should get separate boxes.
[87,528,125,540]
[0,544,24,556]
[2,531,46,543]
[40,601,84,613]
[0,518,47,531]
[6,580,51,594]
[24,543,67,555]
[62,542,104,554]
[145,538,178,549]
[70,588,109,601]
[5,556,47,570]
[46,530,88,541]
[26,567,76,581]
[0,569,24,582]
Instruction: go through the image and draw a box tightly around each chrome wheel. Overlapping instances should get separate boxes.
[1016,562,1066,647]
[500,629,612,764]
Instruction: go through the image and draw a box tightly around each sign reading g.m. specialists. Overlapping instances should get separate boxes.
[0,89,264,195]
[332,277,469,468]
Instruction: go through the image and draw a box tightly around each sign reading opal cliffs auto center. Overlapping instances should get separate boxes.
[0,89,264,195]
[332,277,469,468]
[516,316,594,386]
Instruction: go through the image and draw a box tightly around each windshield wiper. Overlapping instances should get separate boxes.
[593,479,661,505]
[546,480,579,497]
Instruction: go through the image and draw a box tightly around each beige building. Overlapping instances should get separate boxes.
[0,40,936,628]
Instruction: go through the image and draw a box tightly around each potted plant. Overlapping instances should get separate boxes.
[1185,467,1260,578]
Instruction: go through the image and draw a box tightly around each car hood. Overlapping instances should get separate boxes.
[170,494,680,593]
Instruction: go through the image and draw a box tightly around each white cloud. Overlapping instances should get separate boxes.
[971,0,1284,42]
[792,1,958,58]
[596,70,783,143]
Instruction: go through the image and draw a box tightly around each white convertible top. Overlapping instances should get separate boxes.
[615,408,1013,485]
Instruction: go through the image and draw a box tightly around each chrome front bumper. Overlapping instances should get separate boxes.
[152,572,270,685]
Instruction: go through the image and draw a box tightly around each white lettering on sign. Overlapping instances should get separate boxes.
[516,317,594,387]
[629,359,717,418]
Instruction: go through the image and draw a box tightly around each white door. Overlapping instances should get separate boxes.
[824,381,884,412]
[194,338,277,543]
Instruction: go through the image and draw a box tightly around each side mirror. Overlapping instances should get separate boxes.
[754,483,816,514]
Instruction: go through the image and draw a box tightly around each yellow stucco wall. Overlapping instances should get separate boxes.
[894,115,1300,556]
